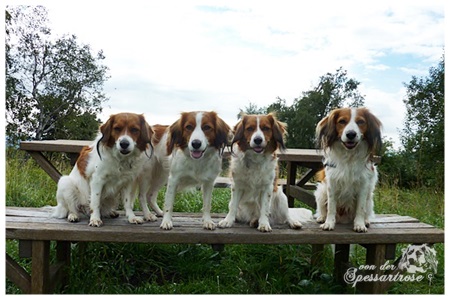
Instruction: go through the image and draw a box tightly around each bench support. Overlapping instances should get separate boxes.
[6,240,71,294]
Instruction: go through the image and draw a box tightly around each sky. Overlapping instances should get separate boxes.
[6,0,446,149]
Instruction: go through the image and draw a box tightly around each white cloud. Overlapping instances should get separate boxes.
[8,0,444,147]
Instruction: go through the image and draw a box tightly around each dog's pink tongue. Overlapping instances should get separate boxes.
[191,150,203,159]
[253,147,264,153]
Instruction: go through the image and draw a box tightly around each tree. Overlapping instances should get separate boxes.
[5,6,109,145]
[400,56,444,188]
[268,68,365,148]
[237,102,266,119]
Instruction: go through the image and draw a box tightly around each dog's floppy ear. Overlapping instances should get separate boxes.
[315,115,329,149]
[137,114,154,156]
[99,114,115,147]
[316,109,340,149]
[97,114,115,159]
[212,112,232,150]
[166,116,184,155]
[269,113,287,151]
[231,115,248,153]
[362,108,382,155]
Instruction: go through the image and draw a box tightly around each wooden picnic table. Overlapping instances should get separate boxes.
[19,139,325,208]
[6,140,444,294]
[6,207,445,294]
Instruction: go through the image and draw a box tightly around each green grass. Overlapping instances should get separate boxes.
[5,149,445,294]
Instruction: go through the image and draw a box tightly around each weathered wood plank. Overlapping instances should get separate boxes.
[19,140,326,163]
[287,185,317,209]
[7,207,54,217]
[6,221,444,245]
[6,207,444,245]
[6,253,31,293]
[20,140,91,153]
[361,244,387,293]
[28,152,62,183]
[4,216,436,232]
[31,240,50,294]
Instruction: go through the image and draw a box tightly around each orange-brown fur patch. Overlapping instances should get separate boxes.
[76,146,92,179]
[151,124,169,146]
[315,168,326,182]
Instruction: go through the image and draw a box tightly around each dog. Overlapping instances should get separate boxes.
[159,111,231,230]
[314,107,382,232]
[218,113,308,232]
[52,112,153,227]
[135,124,170,222]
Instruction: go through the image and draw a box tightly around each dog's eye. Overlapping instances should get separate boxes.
[130,127,139,133]
[246,127,254,132]
[338,119,347,125]
[114,127,122,132]
[356,119,365,125]
[185,125,194,131]
[202,125,212,131]
[262,126,270,132]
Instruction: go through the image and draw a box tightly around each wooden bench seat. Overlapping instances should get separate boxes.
[6,206,444,294]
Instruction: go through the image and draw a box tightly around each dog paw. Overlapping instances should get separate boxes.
[257,222,272,232]
[129,216,144,224]
[89,218,103,227]
[109,211,120,218]
[203,220,216,230]
[218,218,234,228]
[353,223,368,233]
[67,213,79,222]
[320,222,335,231]
[144,213,158,222]
[154,208,164,217]
[316,216,326,223]
[160,219,173,230]
[249,219,259,228]
[289,220,303,229]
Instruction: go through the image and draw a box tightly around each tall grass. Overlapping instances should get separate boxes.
[5,149,444,294]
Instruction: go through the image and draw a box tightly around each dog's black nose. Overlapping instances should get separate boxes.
[254,137,263,145]
[120,139,130,149]
[191,139,202,149]
[346,130,357,140]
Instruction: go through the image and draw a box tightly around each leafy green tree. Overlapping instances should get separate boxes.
[400,56,444,188]
[268,68,365,148]
[237,102,266,119]
[5,5,109,145]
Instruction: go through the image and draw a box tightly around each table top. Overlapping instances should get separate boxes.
[6,207,444,245]
[20,140,325,163]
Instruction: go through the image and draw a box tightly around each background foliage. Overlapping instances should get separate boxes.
[239,58,444,190]
[5,6,109,145]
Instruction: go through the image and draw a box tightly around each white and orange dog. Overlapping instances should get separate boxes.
[314,107,382,232]
[219,113,307,232]
[52,113,153,227]
[136,124,169,222]
[156,111,231,230]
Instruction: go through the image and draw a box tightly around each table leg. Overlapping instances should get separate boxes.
[31,240,51,294]
[334,244,350,286]
[361,244,387,293]
[55,241,71,290]
[286,161,297,208]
